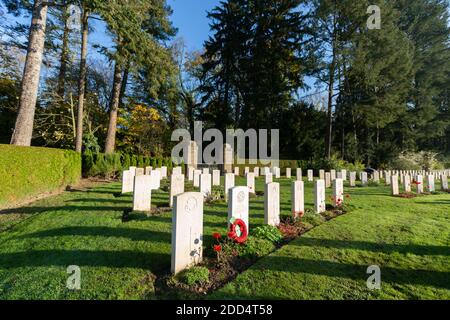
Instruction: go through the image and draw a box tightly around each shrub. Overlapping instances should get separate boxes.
[179,266,210,286]
[253,225,283,243]
[389,151,444,171]
[0,144,81,207]
[239,237,276,258]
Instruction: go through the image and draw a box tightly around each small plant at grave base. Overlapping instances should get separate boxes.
[238,236,276,259]
[205,188,223,204]
[253,225,283,243]
[278,216,304,241]
[179,266,210,286]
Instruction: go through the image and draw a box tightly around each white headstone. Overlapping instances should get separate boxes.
[136,168,145,176]
[202,168,210,175]
[332,178,344,207]
[133,175,152,212]
[391,175,399,196]
[171,192,203,274]
[187,167,194,181]
[319,170,325,180]
[349,172,356,187]
[416,175,423,194]
[200,173,212,197]
[441,175,448,191]
[404,174,411,193]
[224,173,235,201]
[172,167,182,176]
[361,172,368,187]
[145,166,153,175]
[234,167,240,176]
[307,170,314,182]
[160,166,168,179]
[170,174,185,207]
[291,181,304,218]
[427,175,435,193]
[212,170,221,186]
[314,180,326,214]
[341,169,347,181]
[264,182,280,226]
[330,170,336,181]
[286,168,291,179]
[121,170,134,194]
[254,167,260,177]
[193,170,202,187]
[150,170,161,190]
[265,173,273,184]
[247,172,256,194]
[228,186,249,231]
[296,168,302,181]
[129,166,137,177]
[325,172,331,188]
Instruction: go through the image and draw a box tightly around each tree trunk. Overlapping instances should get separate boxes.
[10,0,49,146]
[57,2,70,99]
[325,13,337,160]
[104,62,124,154]
[75,8,89,153]
[326,61,335,160]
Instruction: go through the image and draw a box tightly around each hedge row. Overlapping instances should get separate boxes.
[82,150,178,178]
[0,144,81,207]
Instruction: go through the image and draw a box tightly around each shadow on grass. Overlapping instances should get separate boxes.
[15,226,171,243]
[291,237,450,256]
[252,256,450,290]
[0,249,170,271]
[0,205,130,215]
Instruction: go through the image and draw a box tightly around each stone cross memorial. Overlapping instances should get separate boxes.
[171,192,203,274]
[264,183,280,226]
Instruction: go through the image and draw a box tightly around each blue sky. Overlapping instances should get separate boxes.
[168,0,221,50]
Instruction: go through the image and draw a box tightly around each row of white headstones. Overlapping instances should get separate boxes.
[120,166,348,274]
[121,166,449,274]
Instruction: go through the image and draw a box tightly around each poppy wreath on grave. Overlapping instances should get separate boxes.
[228,218,248,244]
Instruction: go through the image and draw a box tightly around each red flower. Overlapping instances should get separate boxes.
[212,233,221,240]
[213,245,222,252]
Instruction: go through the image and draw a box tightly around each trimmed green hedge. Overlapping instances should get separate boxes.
[0,144,81,207]
[82,150,178,178]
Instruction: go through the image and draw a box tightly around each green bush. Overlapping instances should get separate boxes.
[0,144,81,207]
[239,237,276,258]
[179,266,210,286]
[253,225,283,243]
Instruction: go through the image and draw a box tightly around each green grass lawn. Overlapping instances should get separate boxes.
[0,177,449,300]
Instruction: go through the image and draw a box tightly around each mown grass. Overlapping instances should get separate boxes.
[0,177,448,300]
